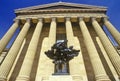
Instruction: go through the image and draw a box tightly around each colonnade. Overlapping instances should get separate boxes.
[0,17,120,81]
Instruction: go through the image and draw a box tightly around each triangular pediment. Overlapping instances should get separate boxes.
[32,5,91,10]
[15,2,107,14]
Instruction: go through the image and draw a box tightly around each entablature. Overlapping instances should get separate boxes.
[15,2,107,16]
[15,9,106,15]
[15,13,107,23]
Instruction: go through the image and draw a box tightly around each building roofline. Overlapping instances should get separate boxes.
[15,1,107,12]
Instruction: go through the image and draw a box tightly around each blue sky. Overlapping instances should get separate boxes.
[0,0,120,40]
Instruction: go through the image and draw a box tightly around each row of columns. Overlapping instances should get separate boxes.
[79,18,110,81]
[66,17,88,81]
[92,18,120,78]
[35,18,56,81]
[0,17,120,81]
[16,18,43,81]
[0,18,31,81]
[0,18,119,55]
[103,18,120,46]
[0,20,19,54]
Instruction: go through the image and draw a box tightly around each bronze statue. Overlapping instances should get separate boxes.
[45,40,80,75]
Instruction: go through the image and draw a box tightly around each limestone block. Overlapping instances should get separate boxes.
[49,75,73,81]
[35,76,42,81]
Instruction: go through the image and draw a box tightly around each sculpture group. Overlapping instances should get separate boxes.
[45,40,80,75]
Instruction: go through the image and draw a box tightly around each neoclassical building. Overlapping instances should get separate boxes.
[0,2,120,81]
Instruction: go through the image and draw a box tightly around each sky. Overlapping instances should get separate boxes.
[0,0,120,46]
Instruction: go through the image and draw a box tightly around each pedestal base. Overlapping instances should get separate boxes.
[52,72,69,75]
[49,75,73,81]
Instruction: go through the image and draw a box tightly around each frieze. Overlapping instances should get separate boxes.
[15,13,107,20]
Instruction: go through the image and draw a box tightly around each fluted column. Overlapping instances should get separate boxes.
[103,18,120,46]
[48,17,57,48]
[96,37,119,81]
[0,19,19,54]
[92,18,120,78]
[65,17,74,46]
[7,39,26,81]
[16,19,43,81]
[79,18,110,81]
[66,17,88,81]
[0,18,31,81]
[35,18,56,81]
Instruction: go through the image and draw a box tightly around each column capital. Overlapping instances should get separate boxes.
[14,19,20,26]
[91,17,96,21]
[102,17,109,22]
[66,17,71,21]
[79,17,84,21]
[26,18,31,23]
[38,18,43,22]
[14,19,19,23]
[51,17,56,21]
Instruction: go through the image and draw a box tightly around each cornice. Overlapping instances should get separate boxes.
[15,9,107,15]
[15,13,107,20]
[15,2,107,11]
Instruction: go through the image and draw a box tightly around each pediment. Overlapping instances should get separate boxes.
[15,2,107,14]
[32,5,90,10]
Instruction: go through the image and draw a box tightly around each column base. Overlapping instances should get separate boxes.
[72,75,86,81]
[0,76,7,81]
[35,76,43,81]
[95,75,111,81]
[52,73,69,75]
[49,75,73,81]
[15,75,29,81]
[96,80,111,81]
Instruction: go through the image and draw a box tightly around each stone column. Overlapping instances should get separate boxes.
[16,19,43,81]
[92,18,120,78]
[96,37,119,81]
[35,18,56,81]
[65,17,74,47]
[7,39,26,81]
[0,19,19,54]
[65,17,88,81]
[0,18,31,81]
[79,18,110,81]
[103,18,120,46]
[48,17,57,49]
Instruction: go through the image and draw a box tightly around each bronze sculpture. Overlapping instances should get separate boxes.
[45,40,80,75]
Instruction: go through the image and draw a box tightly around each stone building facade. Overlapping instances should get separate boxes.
[0,2,120,81]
